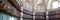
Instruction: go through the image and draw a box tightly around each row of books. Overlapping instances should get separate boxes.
[48,8,60,18]
[0,0,20,17]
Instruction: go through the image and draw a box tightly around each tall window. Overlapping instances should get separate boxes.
[0,12,18,20]
[0,12,3,20]
[52,1,60,9]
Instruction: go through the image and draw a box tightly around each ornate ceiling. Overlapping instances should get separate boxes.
[16,0,60,19]
[16,0,60,12]
[20,0,47,12]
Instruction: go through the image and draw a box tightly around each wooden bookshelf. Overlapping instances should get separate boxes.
[7,0,21,12]
[48,8,60,18]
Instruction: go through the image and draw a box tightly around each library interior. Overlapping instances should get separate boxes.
[0,0,60,20]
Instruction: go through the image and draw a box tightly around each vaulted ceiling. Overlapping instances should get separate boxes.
[16,0,47,12]
[16,0,60,19]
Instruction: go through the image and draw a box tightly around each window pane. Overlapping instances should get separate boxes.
[6,15,10,20]
[52,1,58,9]
[9,16,15,20]
[3,14,11,20]
[3,14,7,20]
[14,17,18,20]
[0,12,3,20]
[9,16,18,20]
[0,12,18,20]
[59,3,60,7]
[0,13,1,20]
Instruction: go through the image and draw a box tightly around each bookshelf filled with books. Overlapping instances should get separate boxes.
[0,0,21,20]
